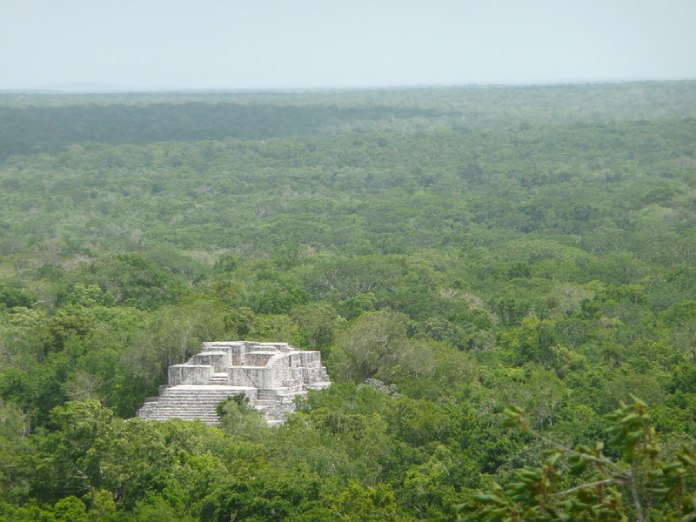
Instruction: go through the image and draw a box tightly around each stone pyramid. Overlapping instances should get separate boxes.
[137,341,330,426]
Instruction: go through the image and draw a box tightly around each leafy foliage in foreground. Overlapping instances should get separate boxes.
[459,398,696,521]
[0,82,694,519]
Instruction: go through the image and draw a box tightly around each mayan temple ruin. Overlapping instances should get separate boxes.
[137,341,331,426]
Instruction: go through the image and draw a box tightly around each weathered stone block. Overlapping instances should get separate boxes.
[192,352,228,372]
[168,364,212,385]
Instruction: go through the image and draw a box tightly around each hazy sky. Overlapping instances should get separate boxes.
[2,0,695,91]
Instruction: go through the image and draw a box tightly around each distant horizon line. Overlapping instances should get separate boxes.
[2,76,696,95]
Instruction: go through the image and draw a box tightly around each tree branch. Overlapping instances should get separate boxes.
[628,464,644,522]
[550,477,622,497]
[530,429,625,473]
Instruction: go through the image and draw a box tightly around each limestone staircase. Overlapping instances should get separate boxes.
[137,385,251,426]
[136,383,330,426]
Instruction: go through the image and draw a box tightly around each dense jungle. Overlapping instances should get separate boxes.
[0,81,694,520]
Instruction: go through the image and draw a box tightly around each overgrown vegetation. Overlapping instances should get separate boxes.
[0,81,694,520]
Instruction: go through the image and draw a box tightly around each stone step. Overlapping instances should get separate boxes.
[140,411,220,418]
[141,411,220,417]
[306,381,332,390]
[256,389,304,399]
